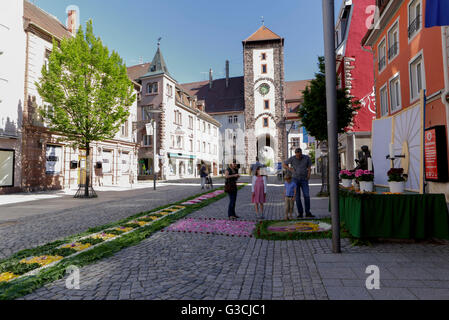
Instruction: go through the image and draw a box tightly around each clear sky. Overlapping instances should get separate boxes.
[31,0,343,84]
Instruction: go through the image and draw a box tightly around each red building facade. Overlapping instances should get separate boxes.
[336,0,377,169]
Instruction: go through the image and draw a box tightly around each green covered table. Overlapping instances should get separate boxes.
[338,188,449,240]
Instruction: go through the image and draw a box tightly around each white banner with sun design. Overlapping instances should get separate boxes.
[372,102,423,192]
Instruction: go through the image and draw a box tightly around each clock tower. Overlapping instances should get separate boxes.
[243,25,286,170]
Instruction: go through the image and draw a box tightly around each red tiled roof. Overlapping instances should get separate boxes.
[181,77,245,114]
[24,0,72,40]
[285,80,311,101]
[127,63,151,81]
[244,26,283,42]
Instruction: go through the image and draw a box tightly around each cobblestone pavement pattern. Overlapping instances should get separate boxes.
[0,182,216,259]
[18,176,449,300]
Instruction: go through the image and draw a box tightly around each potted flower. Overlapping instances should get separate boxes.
[339,170,354,188]
[387,168,407,193]
[355,169,374,192]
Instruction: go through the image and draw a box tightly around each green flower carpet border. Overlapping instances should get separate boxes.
[0,184,247,300]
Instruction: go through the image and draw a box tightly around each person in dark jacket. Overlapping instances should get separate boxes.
[225,159,240,220]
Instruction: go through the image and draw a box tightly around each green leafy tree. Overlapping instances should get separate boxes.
[299,56,360,141]
[36,21,135,197]
[299,56,360,194]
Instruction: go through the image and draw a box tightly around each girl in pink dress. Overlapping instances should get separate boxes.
[251,167,267,219]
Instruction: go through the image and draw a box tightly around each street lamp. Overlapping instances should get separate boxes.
[145,108,163,190]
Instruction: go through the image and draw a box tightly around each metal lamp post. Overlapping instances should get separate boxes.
[322,0,341,253]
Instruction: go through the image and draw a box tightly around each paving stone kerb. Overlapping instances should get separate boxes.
[19,176,449,300]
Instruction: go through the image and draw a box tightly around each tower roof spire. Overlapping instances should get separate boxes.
[243,25,283,43]
[140,40,172,79]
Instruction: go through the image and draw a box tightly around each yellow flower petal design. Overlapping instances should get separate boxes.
[0,272,19,282]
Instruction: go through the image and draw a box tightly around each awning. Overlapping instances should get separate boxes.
[168,153,196,159]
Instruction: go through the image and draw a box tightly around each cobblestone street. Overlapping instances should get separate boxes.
[18,177,449,300]
[0,181,219,259]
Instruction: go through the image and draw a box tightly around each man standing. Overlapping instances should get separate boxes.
[250,157,263,176]
[283,148,315,218]
[200,162,208,190]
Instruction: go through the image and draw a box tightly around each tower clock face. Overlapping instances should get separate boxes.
[259,84,270,96]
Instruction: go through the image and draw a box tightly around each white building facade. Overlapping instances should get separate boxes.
[129,46,220,181]
[0,0,26,193]
[20,1,139,191]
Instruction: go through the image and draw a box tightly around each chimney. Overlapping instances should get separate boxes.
[67,10,78,36]
[226,60,230,88]
[209,69,213,89]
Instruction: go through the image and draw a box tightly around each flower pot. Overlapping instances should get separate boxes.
[389,181,405,193]
[359,181,374,192]
[341,179,353,188]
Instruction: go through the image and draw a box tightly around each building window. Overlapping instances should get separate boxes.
[189,116,193,129]
[203,121,206,132]
[228,116,233,124]
[263,118,269,127]
[142,106,152,121]
[208,124,211,134]
[234,115,238,123]
[147,82,158,94]
[410,53,425,102]
[291,137,300,148]
[45,145,62,175]
[261,53,266,60]
[166,84,173,97]
[378,38,386,72]
[44,49,51,70]
[202,142,206,153]
[208,143,211,154]
[264,100,270,110]
[143,135,152,146]
[379,84,389,117]
[408,0,422,39]
[102,150,113,173]
[261,64,267,74]
[121,121,129,137]
[189,139,193,152]
[389,74,402,113]
[387,21,399,61]
[0,150,14,187]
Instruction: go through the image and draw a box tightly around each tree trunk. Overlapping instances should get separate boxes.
[85,143,90,197]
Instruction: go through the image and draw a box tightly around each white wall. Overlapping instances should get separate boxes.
[0,0,26,189]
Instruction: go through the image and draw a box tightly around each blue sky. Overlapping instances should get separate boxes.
[32,0,343,83]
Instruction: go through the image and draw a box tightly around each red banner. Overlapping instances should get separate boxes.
[425,128,438,180]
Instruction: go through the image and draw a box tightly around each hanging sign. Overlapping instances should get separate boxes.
[424,126,448,182]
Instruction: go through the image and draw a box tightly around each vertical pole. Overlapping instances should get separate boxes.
[322,0,341,253]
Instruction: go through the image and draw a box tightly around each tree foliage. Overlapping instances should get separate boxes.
[36,20,135,149]
[299,56,360,142]
[36,21,135,197]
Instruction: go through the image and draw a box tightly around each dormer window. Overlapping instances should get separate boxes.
[261,53,266,60]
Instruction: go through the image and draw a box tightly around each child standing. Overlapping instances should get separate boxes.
[284,174,297,220]
[251,167,267,219]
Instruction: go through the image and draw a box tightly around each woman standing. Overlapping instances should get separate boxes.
[252,167,267,219]
[225,160,240,220]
